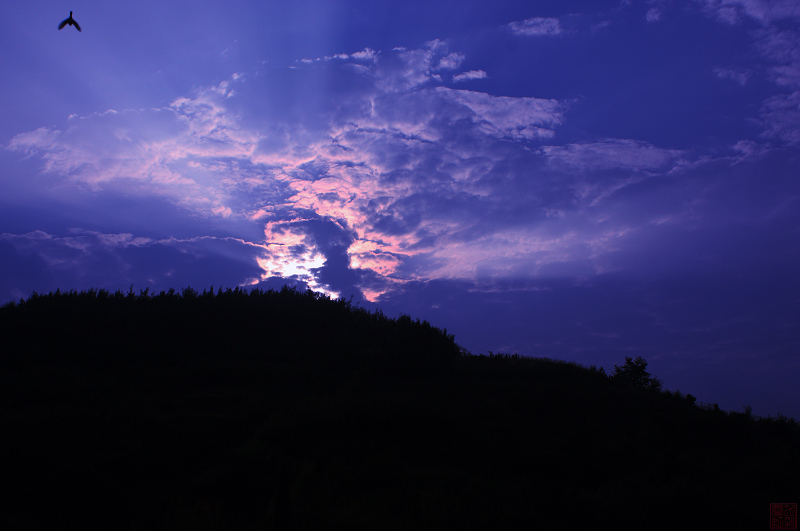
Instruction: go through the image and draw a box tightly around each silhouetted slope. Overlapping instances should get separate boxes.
[1,286,462,371]
[1,287,797,530]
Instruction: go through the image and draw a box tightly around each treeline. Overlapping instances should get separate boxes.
[0,285,464,374]
[1,285,799,529]
[2,285,797,426]
[463,351,799,428]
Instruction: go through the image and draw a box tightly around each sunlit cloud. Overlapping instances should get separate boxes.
[0,40,737,302]
[258,220,334,296]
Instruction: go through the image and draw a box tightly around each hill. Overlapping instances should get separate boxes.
[1,286,798,530]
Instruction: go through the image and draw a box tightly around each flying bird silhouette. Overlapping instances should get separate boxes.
[58,11,81,32]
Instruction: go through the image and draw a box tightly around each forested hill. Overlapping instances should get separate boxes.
[1,286,798,530]
[0,286,463,373]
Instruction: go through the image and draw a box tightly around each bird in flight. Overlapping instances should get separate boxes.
[58,11,81,32]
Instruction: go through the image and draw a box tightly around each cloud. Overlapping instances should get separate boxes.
[4,40,753,304]
[258,217,357,298]
[507,17,563,37]
[0,229,266,303]
[751,25,800,143]
[696,5,800,145]
[440,88,564,140]
[301,48,380,64]
[646,7,663,22]
[452,70,488,83]
[697,0,800,25]
[541,139,684,172]
[436,52,465,70]
[5,44,565,300]
[697,1,742,24]
[713,66,751,85]
[760,91,800,143]
[353,42,462,93]
[7,88,263,219]
[754,26,800,87]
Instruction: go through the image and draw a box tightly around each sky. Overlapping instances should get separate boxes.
[2,0,799,418]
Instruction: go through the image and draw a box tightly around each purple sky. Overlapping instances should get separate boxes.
[2,1,799,418]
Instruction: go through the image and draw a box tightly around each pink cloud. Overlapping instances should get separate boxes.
[6,42,707,302]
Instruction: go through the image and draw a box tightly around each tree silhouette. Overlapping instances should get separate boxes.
[2,286,800,529]
[611,355,662,391]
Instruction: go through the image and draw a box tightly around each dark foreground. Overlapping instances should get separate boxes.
[1,287,798,530]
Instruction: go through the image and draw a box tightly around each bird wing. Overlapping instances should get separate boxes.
[58,19,68,30]
[73,20,81,32]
